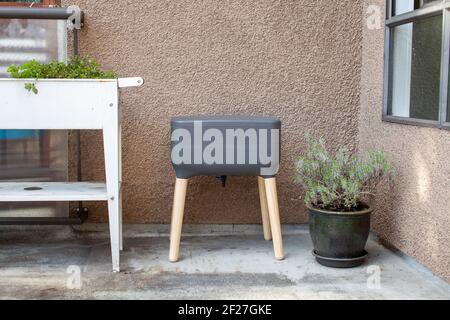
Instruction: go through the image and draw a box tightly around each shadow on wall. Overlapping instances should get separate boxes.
[371,128,446,276]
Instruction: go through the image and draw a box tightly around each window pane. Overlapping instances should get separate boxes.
[392,0,440,16]
[393,0,415,16]
[0,19,67,77]
[388,15,442,120]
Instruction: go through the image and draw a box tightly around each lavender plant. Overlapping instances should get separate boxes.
[295,134,394,212]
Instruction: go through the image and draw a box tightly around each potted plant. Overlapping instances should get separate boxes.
[295,134,394,268]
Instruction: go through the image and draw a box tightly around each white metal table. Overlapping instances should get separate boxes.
[0,77,143,272]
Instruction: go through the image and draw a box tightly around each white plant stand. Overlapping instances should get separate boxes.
[0,77,143,272]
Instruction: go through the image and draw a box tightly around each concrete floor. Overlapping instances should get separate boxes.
[0,224,449,300]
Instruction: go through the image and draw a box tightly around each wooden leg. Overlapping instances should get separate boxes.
[103,120,120,272]
[258,177,272,241]
[169,178,188,262]
[264,177,284,260]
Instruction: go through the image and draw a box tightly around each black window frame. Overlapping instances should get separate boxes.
[383,0,450,130]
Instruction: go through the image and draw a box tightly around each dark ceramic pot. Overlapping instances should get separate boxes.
[308,204,372,268]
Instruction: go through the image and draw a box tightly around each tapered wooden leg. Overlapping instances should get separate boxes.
[169,178,188,262]
[264,177,284,260]
[258,177,272,241]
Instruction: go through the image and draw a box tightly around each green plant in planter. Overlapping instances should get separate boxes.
[296,134,395,268]
[295,134,394,212]
[7,56,117,94]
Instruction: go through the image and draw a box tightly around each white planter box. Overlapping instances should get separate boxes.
[0,77,143,272]
[0,78,141,129]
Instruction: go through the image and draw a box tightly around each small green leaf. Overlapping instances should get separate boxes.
[24,83,38,94]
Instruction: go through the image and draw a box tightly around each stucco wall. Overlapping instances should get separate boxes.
[64,0,363,224]
[359,0,450,282]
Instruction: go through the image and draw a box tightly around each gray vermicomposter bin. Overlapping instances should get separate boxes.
[169,115,284,262]
[171,116,281,179]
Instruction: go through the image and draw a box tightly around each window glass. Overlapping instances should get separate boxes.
[388,14,442,120]
[0,18,68,218]
[393,0,439,16]
[0,19,66,77]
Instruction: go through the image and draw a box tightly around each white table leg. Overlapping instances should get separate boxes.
[103,109,120,272]
[119,124,123,251]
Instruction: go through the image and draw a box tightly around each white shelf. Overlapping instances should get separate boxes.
[0,182,108,202]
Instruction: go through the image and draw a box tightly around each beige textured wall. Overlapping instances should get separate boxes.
[359,0,450,282]
[64,0,363,224]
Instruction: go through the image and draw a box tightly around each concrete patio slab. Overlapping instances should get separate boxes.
[0,224,449,300]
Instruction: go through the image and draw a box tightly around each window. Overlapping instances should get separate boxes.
[384,0,450,129]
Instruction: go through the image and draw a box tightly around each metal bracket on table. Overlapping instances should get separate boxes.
[118,77,145,88]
